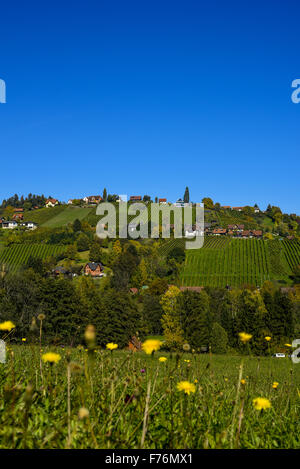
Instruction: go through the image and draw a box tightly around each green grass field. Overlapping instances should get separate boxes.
[23,205,66,225]
[0,345,299,449]
[42,206,94,228]
[181,238,300,287]
[0,244,65,271]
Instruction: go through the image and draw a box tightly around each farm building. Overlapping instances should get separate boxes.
[20,221,37,230]
[2,220,18,229]
[84,262,103,277]
[83,195,102,204]
[129,196,142,202]
[13,213,23,221]
[45,198,59,208]
[213,228,227,235]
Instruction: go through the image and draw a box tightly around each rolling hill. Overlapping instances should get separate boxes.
[180,238,300,287]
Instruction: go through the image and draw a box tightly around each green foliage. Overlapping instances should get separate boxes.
[167,246,185,264]
[183,187,190,203]
[76,233,90,252]
[73,218,82,232]
[160,285,184,350]
[111,243,140,290]
[89,241,102,263]
[211,322,228,354]
[179,290,211,349]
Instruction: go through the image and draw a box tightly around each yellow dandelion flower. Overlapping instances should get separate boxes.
[272,382,279,389]
[158,356,167,362]
[84,324,96,342]
[177,381,196,395]
[22,338,26,342]
[142,339,162,355]
[194,379,198,384]
[106,343,118,351]
[238,332,252,343]
[285,343,292,347]
[0,321,15,331]
[78,407,89,419]
[253,397,271,411]
[265,336,271,342]
[42,352,61,364]
[240,379,246,385]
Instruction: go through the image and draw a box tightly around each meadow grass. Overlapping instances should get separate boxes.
[0,346,299,449]
[42,206,93,228]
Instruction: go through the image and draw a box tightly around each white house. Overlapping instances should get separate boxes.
[45,198,59,208]
[2,220,18,229]
[21,221,37,230]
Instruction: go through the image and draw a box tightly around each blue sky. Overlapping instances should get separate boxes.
[0,0,299,213]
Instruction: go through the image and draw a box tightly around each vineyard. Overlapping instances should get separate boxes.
[0,244,65,272]
[181,238,300,287]
[23,205,66,225]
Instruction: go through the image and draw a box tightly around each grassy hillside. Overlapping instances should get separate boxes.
[181,238,300,287]
[41,206,93,228]
[23,205,66,225]
[0,244,65,272]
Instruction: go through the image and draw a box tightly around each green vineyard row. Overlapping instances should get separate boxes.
[0,244,65,272]
[180,238,300,287]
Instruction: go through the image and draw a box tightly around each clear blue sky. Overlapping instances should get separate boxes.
[0,0,299,213]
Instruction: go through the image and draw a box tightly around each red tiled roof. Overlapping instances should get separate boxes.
[46,198,58,204]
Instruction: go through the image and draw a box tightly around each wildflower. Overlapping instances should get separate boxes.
[265,336,271,342]
[238,332,252,343]
[182,343,191,352]
[84,324,96,342]
[285,344,292,347]
[177,381,196,395]
[224,377,228,382]
[272,382,279,389]
[253,397,271,411]
[184,359,190,363]
[106,343,118,351]
[78,407,89,420]
[194,379,198,384]
[0,321,15,331]
[22,338,26,342]
[37,314,46,321]
[142,339,162,355]
[140,368,146,373]
[42,352,61,364]
[240,379,246,385]
[158,357,167,362]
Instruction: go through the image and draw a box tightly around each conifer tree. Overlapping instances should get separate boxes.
[183,187,190,203]
[160,285,184,350]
